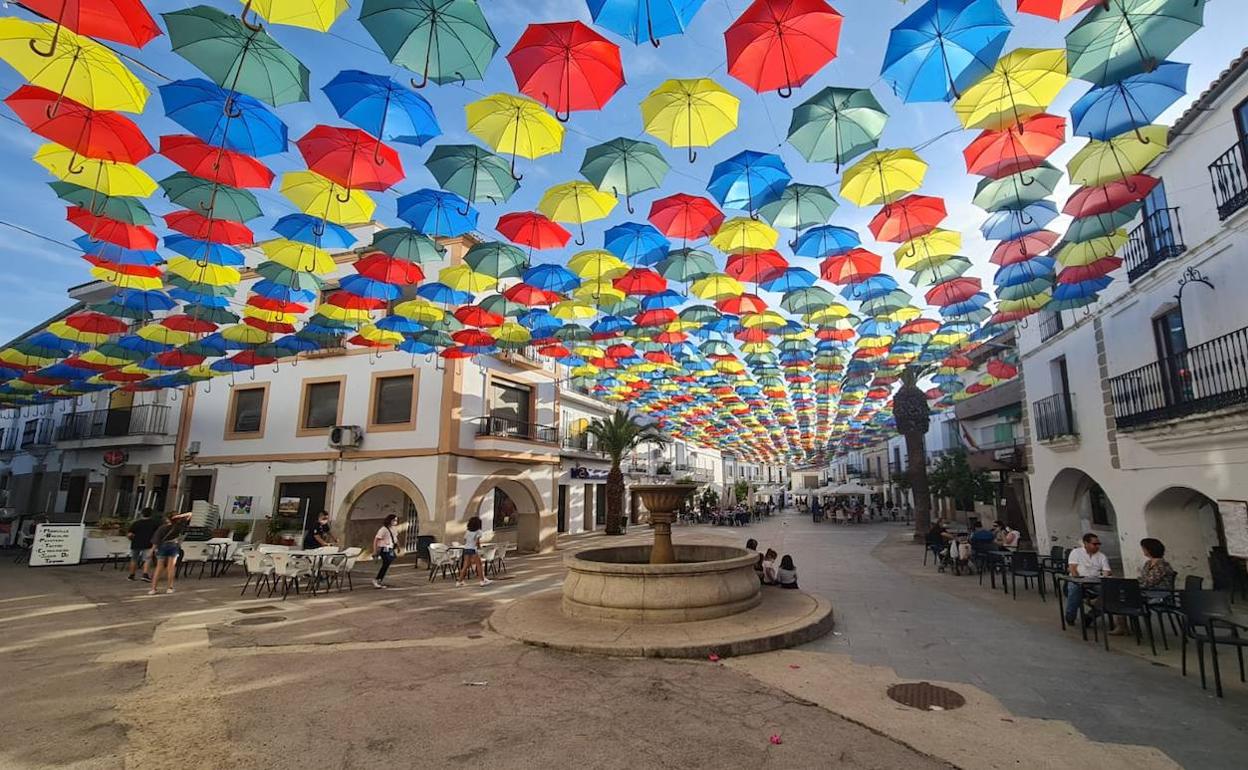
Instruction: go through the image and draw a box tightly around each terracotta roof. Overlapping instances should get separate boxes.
[1170,47,1248,142]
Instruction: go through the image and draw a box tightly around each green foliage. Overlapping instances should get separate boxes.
[701,488,720,509]
[928,450,995,511]
[231,521,252,537]
[733,480,751,503]
[585,410,670,467]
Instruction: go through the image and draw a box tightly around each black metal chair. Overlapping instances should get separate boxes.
[1184,574,1204,592]
[923,538,944,567]
[1039,545,1068,596]
[1010,551,1044,601]
[1179,590,1247,697]
[1099,578,1157,655]
[1209,550,1247,603]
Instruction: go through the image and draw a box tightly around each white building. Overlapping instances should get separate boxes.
[1019,51,1248,580]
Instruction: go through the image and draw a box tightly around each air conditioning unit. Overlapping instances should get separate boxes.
[329,425,363,449]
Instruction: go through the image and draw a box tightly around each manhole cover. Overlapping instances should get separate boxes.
[231,616,287,626]
[236,605,281,615]
[886,682,966,711]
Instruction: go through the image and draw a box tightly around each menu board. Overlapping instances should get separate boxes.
[1218,500,1248,559]
[28,524,85,567]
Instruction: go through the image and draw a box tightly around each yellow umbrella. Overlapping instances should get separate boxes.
[740,342,773,355]
[261,240,337,274]
[316,303,372,325]
[77,349,130,368]
[641,78,739,162]
[567,249,628,281]
[571,364,600,378]
[740,310,786,329]
[167,257,241,287]
[840,149,927,207]
[243,306,297,325]
[221,324,271,345]
[240,0,349,31]
[46,321,108,346]
[953,48,1068,130]
[998,292,1051,314]
[877,305,922,324]
[538,182,617,245]
[466,93,564,178]
[137,324,194,347]
[356,323,404,346]
[492,322,531,345]
[1067,126,1168,187]
[89,265,161,290]
[690,273,744,300]
[280,170,376,225]
[550,300,598,320]
[710,217,778,254]
[573,280,626,305]
[393,299,444,324]
[34,143,157,197]
[439,265,497,293]
[1054,231,1127,266]
[895,229,961,271]
[0,19,148,113]
[805,304,851,323]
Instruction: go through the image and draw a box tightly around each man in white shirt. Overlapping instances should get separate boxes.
[1065,532,1112,625]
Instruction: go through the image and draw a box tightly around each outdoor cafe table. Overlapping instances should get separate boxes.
[288,548,345,590]
[204,538,235,577]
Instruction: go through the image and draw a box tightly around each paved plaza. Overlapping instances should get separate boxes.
[2,515,1246,769]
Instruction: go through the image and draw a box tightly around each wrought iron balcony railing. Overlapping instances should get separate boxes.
[19,417,55,449]
[1033,393,1077,441]
[1039,311,1064,342]
[476,413,558,444]
[1209,142,1248,221]
[1124,207,1187,282]
[56,405,172,442]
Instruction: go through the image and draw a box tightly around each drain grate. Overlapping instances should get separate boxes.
[231,616,287,626]
[236,605,281,615]
[886,682,966,711]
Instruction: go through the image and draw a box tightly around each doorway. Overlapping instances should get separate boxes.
[557,484,568,533]
[275,480,328,533]
[182,474,213,510]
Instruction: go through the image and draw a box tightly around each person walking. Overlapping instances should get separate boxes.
[456,516,491,588]
[372,514,400,589]
[126,508,160,582]
[147,512,192,595]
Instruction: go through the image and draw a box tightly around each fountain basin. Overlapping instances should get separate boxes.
[562,545,761,623]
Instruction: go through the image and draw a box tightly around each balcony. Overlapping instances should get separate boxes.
[56,405,172,443]
[1108,324,1248,429]
[19,417,55,450]
[561,432,605,456]
[1209,142,1248,221]
[1039,311,1064,342]
[475,413,558,444]
[0,427,16,454]
[1124,207,1187,282]
[1033,393,1077,442]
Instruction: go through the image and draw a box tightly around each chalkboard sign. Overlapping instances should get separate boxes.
[29,524,85,567]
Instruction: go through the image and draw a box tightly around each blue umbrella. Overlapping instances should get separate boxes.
[417,282,474,305]
[376,316,426,334]
[995,257,1056,287]
[251,280,319,304]
[1054,276,1112,300]
[74,236,162,266]
[604,222,670,265]
[272,213,356,249]
[275,335,324,354]
[846,274,899,302]
[591,315,632,335]
[980,201,1059,242]
[1070,61,1188,140]
[761,267,817,293]
[322,70,441,147]
[398,339,437,355]
[169,288,231,307]
[523,263,580,293]
[210,358,254,373]
[706,150,791,213]
[881,0,1012,103]
[19,332,87,357]
[163,235,246,266]
[586,0,707,47]
[340,275,402,302]
[640,290,684,309]
[109,289,177,314]
[116,334,171,355]
[158,79,288,157]
[397,188,478,237]
[939,292,991,316]
[793,225,860,258]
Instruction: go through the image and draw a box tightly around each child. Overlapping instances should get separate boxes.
[761,549,779,585]
[456,516,491,588]
[775,554,799,589]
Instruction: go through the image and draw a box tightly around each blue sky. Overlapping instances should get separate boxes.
[0,0,1243,344]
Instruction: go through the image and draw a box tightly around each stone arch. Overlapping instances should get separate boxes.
[1143,486,1222,581]
[338,472,430,554]
[465,470,545,553]
[1045,468,1121,560]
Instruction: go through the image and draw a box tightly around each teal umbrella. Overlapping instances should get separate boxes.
[159,172,263,222]
[1067,0,1207,86]
[780,285,837,315]
[50,182,152,225]
[464,241,527,279]
[163,6,310,107]
[657,247,716,283]
[787,86,888,170]
[424,144,518,209]
[478,293,527,318]
[359,0,498,88]
[580,137,670,214]
[757,183,838,244]
[911,255,972,287]
[972,164,1062,212]
[1066,206,1140,243]
[255,261,326,290]
[370,227,442,264]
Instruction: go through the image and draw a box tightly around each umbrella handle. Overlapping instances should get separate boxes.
[203,379,212,394]
[575,223,586,246]
[27,15,62,58]
[222,94,243,120]
[373,141,388,166]
[456,199,473,217]
[239,0,264,32]
[777,84,793,99]
[65,150,86,176]
[687,147,697,164]
[335,186,352,203]
[646,4,661,47]
[509,153,524,182]
[410,73,430,89]
[312,218,326,237]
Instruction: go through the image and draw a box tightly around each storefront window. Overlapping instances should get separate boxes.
[493,488,518,529]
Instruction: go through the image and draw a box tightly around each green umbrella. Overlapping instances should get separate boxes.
[50,182,152,225]
[165,274,238,298]
[858,289,912,317]
[553,323,592,342]
[412,329,454,347]
[185,304,241,325]
[1067,0,1207,86]
[997,278,1054,302]
[425,144,518,208]
[478,293,527,318]
[787,87,888,170]
[160,172,263,222]
[757,183,838,240]
[910,255,972,287]
[94,342,148,362]
[678,304,722,324]
[699,339,733,356]
[657,247,716,283]
[163,6,310,107]
[255,261,326,290]
[972,164,1061,212]
[579,137,670,214]
[1065,206,1140,243]
[360,0,498,88]
[464,241,527,278]
[370,227,442,264]
[780,285,837,316]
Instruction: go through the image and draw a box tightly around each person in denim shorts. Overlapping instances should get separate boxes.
[148,512,192,595]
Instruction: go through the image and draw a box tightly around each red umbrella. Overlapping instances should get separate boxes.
[248,296,308,314]
[354,252,425,285]
[296,125,404,191]
[160,135,274,188]
[503,283,561,306]
[987,359,1018,379]
[717,293,767,314]
[506,21,625,121]
[991,230,1059,265]
[5,86,151,163]
[160,314,218,334]
[634,307,676,326]
[233,350,278,367]
[496,211,570,250]
[942,354,973,369]
[869,194,946,243]
[899,317,940,335]
[454,305,504,328]
[615,267,668,296]
[1017,0,1100,21]
[67,206,157,249]
[925,277,982,307]
[1057,257,1121,283]
[648,193,723,240]
[325,290,386,311]
[964,114,1066,178]
[1063,176,1157,219]
[154,350,205,368]
[724,0,842,97]
[64,311,127,336]
[441,347,475,359]
[820,248,881,284]
[726,250,787,283]
[539,344,570,358]
[163,210,254,245]
[81,254,161,277]
[452,329,496,347]
[22,0,161,50]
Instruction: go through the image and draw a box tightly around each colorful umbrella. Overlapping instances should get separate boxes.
[466,93,564,179]
[0,19,148,113]
[603,222,670,265]
[51,181,151,224]
[425,144,518,208]
[952,48,1068,130]
[711,217,779,254]
[6,86,151,164]
[1067,125,1167,187]
[648,193,724,241]
[972,164,1062,211]
[880,0,1013,103]
[359,0,498,88]
[160,172,263,221]
[723,0,842,97]
[841,149,927,207]
[538,181,618,245]
[1017,0,1100,20]
[496,211,570,252]
[160,135,274,188]
[641,78,739,162]
[297,125,404,191]
[20,0,161,49]
[323,70,440,147]
[706,150,791,214]
[587,0,707,47]
[239,0,350,32]
[1066,0,1206,86]
[280,170,377,224]
[397,188,478,237]
[465,242,528,279]
[1063,176,1158,218]
[580,138,670,214]
[868,194,946,243]
[757,183,838,236]
[820,248,881,284]
[35,143,156,197]
[1070,62,1188,141]
[963,113,1066,178]
[786,86,887,170]
[158,78,287,157]
[506,21,625,121]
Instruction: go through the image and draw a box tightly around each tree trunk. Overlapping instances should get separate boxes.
[604,465,625,536]
[906,432,931,540]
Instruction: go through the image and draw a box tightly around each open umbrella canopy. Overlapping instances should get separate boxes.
[881,0,1012,103]
[587,0,707,47]
[706,150,791,212]
[240,0,350,31]
[580,138,670,213]
[952,47,1068,130]
[323,70,440,146]
[787,86,887,168]
[466,93,564,176]
[723,0,842,97]
[296,125,404,191]
[360,0,498,87]
[6,86,151,164]
[506,21,624,120]
[159,78,288,156]
[34,143,156,197]
[1070,61,1188,140]
[1067,125,1168,186]
[841,149,927,207]
[1067,0,1207,86]
[641,78,739,162]
[425,143,518,205]
[0,18,148,113]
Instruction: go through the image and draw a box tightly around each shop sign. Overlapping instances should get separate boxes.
[102,450,128,469]
[571,467,610,481]
[29,524,85,567]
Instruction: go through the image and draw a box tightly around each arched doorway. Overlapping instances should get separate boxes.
[467,473,545,553]
[339,473,430,555]
[1045,468,1121,560]
[1143,487,1222,581]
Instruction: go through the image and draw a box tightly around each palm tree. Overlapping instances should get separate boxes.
[894,366,932,539]
[586,410,670,536]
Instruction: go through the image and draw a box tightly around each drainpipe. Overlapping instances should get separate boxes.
[166,383,197,514]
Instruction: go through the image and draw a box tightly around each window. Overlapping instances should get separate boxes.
[227,386,267,438]
[370,372,416,429]
[490,380,532,427]
[1089,484,1112,527]
[493,488,518,529]
[301,379,342,432]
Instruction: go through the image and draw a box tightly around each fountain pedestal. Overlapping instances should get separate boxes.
[632,483,697,565]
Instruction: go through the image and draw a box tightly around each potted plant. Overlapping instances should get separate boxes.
[231,521,251,542]
[264,516,284,544]
[656,462,672,476]
[92,517,124,536]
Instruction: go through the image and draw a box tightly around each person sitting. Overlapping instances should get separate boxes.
[949,533,972,575]
[1137,537,1176,590]
[761,549,779,585]
[1065,532,1112,627]
[746,538,763,582]
[302,511,336,550]
[968,522,995,549]
[925,520,950,565]
[775,555,799,589]
[1001,524,1020,550]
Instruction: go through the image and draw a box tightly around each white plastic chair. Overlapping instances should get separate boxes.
[178,541,212,578]
[427,543,457,582]
[99,536,132,571]
[269,552,315,599]
[240,549,275,596]
[481,544,502,577]
[257,544,290,554]
[339,547,362,591]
